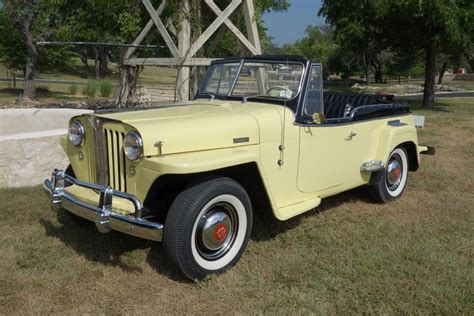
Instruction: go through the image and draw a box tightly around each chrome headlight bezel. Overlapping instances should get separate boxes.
[68,119,85,146]
[124,131,143,161]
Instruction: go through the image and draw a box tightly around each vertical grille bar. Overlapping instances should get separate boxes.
[101,127,127,192]
[112,131,120,189]
[106,129,114,188]
[118,132,126,192]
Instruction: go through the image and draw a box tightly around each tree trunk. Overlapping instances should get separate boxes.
[99,47,109,78]
[438,61,448,84]
[10,15,38,99]
[363,52,371,86]
[21,26,39,100]
[6,1,40,100]
[422,42,438,109]
[79,47,88,66]
[115,65,139,108]
[93,46,100,79]
[464,53,474,73]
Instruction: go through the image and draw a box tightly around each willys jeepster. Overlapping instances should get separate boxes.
[44,55,435,280]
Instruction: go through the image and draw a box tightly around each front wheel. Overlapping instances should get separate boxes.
[163,178,253,281]
[368,147,409,203]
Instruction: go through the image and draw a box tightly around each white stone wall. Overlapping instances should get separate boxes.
[0,135,69,188]
[0,109,92,188]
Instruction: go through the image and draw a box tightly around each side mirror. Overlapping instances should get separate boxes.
[312,112,325,124]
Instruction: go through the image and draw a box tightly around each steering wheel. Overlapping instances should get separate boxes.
[267,86,293,98]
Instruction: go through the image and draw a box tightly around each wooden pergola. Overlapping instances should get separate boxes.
[122,0,262,102]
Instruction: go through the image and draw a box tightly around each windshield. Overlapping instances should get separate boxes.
[199,60,304,101]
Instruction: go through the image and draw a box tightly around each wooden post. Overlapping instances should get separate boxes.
[176,0,191,101]
[123,0,263,104]
[242,0,265,92]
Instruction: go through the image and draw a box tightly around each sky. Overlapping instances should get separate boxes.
[263,0,325,46]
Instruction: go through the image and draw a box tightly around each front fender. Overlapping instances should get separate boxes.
[142,145,261,174]
[137,145,279,216]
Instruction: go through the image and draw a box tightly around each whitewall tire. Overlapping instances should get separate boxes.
[368,147,409,203]
[163,178,252,281]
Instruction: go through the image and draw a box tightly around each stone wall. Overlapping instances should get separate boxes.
[0,134,69,188]
[0,108,92,188]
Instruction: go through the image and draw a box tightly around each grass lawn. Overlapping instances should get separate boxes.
[0,98,473,314]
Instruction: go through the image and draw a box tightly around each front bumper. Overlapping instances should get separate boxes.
[43,169,163,241]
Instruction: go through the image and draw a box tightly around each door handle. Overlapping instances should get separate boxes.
[345,131,357,140]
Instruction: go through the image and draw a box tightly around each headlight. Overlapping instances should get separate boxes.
[68,120,85,146]
[124,131,143,161]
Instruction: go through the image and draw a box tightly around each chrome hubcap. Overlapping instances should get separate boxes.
[196,202,238,260]
[386,155,403,190]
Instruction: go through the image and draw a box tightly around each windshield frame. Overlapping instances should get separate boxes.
[195,57,307,107]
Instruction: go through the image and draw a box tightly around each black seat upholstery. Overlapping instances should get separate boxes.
[322,92,391,119]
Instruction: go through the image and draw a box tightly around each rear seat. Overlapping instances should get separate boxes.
[322,92,390,119]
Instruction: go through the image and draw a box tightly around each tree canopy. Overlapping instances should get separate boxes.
[319,0,474,108]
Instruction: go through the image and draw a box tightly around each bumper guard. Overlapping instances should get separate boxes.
[43,169,163,241]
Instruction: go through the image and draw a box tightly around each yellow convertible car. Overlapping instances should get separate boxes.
[44,55,435,280]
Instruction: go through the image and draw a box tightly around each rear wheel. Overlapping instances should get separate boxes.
[163,178,252,281]
[368,147,409,203]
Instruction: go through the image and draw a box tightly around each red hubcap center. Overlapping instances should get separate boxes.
[394,167,400,178]
[214,223,227,241]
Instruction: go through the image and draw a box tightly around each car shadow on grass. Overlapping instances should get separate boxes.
[251,187,371,242]
[40,209,188,283]
[40,186,370,282]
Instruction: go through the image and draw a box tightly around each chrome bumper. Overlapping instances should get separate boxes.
[43,169,163,241]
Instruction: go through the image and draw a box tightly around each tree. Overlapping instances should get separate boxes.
[0,10,25,73]
[266,26,338,78]
[320,0,474,108]
[319,1,384,85]
[4,0,41,100]
[382,0,473,108]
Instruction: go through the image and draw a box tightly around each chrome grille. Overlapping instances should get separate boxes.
[103,128,127,192]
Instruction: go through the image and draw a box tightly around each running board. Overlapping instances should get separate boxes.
[360,160,385,172]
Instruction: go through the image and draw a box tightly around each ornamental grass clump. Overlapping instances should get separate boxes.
[69,83,78,95]
[99,80,114,98]
[83,81,97,97]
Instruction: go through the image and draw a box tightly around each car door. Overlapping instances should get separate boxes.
[296,63,373,193]
[297,123,372,193]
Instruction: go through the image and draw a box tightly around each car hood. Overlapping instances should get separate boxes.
[95,101,261,156]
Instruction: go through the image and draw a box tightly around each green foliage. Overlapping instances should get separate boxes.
[99,80,113,98]
[68,83,78,95]
[0,11,25,72]
[0,3,74,73]
[82,80,97,97]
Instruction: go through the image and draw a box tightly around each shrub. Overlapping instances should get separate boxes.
[69,84,78,95]
[82,81,97,97]
[36,85,50,92]
[99,80,114,98]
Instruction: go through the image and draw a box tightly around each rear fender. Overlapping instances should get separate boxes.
[375,124,419,170]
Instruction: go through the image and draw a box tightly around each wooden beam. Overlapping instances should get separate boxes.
[242,0,264,92]
[124,0,167,60]
[125,57,218,66]
[177,0,191,101]
[242,0,262,54]
[206,0,258,55]
[188,0,242,57]
[142,0,179,58]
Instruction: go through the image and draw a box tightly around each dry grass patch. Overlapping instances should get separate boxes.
[0,98,473,314]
